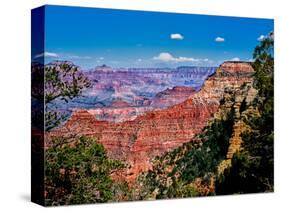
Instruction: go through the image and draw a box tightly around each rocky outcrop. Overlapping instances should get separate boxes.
[48,61,255,182]
[94,64,113,73]
[110,100,131,108]
[87,106,153,123]
[217,81,258,175]
[150,86,196,108]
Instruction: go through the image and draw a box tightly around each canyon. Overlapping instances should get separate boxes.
[87,86,197,122]
[47,61,255,182]
[50,64,215,122]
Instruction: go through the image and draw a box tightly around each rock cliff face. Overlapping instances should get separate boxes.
[150,86,196,108]
[216,77,258,175]
[87,106,153,123]
[48,61,255,182]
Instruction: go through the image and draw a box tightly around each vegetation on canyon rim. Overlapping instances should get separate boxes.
[44,33,273,205]
[136,110,235,199]
[45,136,128,205]
[45,62,91,131]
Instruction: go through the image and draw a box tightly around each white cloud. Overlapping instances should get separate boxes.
[34,52,58,58]
[95,57,104,63]
[170,33,184,40]
[229,57,240,61]
[153,52,208,63]
[153,52,173,62]
[257,35,266,41]
[257,32,274,42]
[137,58,142,62]
[215,37,225,42]
[69,55,92,59]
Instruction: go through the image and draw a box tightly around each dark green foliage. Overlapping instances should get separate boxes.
[216,132,273,194]
[45,136,125,206]
[111,181,133,202]
[45,111,67,131]
[44,62,91,131]
[178,111,234,183]
[253,32,274,101]
[239,98,247,113]
[138,110,235,199]
[216,33,274,194]
[45,63,91,104]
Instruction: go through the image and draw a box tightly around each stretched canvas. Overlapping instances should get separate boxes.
[31,5,274,206]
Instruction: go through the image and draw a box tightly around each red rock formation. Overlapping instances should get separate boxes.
[150,86,196,108]
[48,61,255,182]
[219,61,254,73]
[110,99,131,108]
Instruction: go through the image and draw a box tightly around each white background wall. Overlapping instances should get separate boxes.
[0,0,280,211]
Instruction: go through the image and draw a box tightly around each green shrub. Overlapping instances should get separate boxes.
[45,136,124,205]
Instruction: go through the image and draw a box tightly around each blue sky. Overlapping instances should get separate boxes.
[33,5,273,69]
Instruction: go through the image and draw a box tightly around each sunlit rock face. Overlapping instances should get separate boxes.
[48,62,255,182]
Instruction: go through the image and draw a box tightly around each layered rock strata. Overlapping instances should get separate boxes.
[48,61,255,182]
